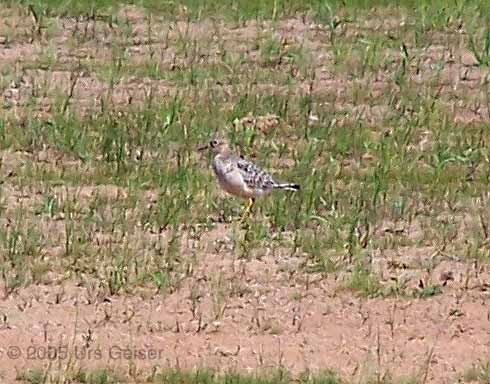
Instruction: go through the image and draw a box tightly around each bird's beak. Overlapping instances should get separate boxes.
[197,143,209,151]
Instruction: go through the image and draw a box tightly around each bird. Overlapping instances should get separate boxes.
[199,136,300,221]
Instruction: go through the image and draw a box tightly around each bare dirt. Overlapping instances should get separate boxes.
[2,250,490,383]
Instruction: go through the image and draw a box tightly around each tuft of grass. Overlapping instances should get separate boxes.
[467,25,490,67]
[462,361,490,383]
[346,262,383,298]
[69,368,126,384]
[148,369,342,384]
[413,283,442,299]
[15,369,45,384]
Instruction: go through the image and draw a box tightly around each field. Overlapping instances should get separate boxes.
[1,0,490,383]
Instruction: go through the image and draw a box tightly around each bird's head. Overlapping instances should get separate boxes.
[198,136,229,155]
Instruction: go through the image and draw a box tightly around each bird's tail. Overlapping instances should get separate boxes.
[273,183,300,191]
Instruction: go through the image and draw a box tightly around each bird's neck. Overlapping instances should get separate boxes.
[215,148,231,158]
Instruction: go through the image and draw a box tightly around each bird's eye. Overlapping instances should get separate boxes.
[211,139,218,146]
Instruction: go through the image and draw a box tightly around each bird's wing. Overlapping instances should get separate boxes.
[235,156,276,191]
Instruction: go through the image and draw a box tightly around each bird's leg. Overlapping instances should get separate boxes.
[246,198,255,215]
[240,198,255,223]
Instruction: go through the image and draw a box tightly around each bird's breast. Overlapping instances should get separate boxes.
[212,156,254,198]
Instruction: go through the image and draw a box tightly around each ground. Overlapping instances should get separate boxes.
[1,1,490,383]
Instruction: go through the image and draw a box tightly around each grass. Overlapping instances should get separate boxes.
[69,369,126,384]
[6,0,490,23]
[16,369,45,384]
[15,368,344,384]
[14,366,451,384]
[462,361,490,383]
[1,0,490,382]
[2,2,490,289]
[4,97,486,293]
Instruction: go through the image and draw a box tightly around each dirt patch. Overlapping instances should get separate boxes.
[1,254,489,382]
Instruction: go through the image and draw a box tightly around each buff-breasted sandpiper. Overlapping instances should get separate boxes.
[199,137,300,220]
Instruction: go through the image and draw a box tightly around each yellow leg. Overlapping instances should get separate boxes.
[240,198,255,223]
